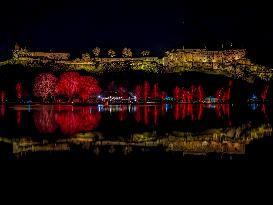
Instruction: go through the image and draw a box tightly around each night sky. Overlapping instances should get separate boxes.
[0,0,273,64]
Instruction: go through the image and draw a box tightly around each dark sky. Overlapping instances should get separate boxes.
[0,0,273,62]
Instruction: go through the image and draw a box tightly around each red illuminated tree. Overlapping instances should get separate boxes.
[134,85,143,101]
[261,85,269,102]
[107,81,116,91]
[161,91,167,100]
[16,82,23,101]
[215,87,225,102]
[117,86,128,98]
[197,85,205,102]
[0,90,5,104]
[143,81,150,103]
[56,72,81,102]
[173,86,180,101]
[151,83,160,99]
[79,76,101,103]
[33,73,58,102]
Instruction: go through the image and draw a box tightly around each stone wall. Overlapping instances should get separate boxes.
[163,49,247,67]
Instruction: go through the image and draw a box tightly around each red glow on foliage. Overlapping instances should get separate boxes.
[197,85,205,102]
[151,83,160,99]
[161,91,167,100]
[261,85,269,102]
[173,84,205,103]
[107,81,116,91]
[0,90,5,104]
[117,86,128,98]
[33,73,58,102]
[56,72,81,101]
[134,85,143,101]
[0,104,5,117]
[143,81,150,103]
[79,76,101,102]
[173,86,180,101]
[16,82,22,100]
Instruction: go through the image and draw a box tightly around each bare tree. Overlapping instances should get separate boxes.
[92,47,101,57]
[108,49,116,58]
[122,47,132,58]
[141,50,150,57]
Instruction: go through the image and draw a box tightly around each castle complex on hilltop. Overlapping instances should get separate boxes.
[11,43,250,67]
[1,43,272,81]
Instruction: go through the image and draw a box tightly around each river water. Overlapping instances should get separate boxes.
[0,103,272,160]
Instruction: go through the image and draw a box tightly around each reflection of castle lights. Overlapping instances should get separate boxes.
[165,104,170,112]
[98,104,103,112]
[249,103,259,111]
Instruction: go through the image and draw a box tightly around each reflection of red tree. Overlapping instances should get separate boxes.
[197,104,203,120]
[16,110,22,128]
[261,104,269,121]
[78,109,101,131]
[153,106,159,125]
[134,106,142,123]
[174,104,180,120]
[0,104,5,117]
[161,104,166,116]
[215,105,223,119]
[55,108,101,135]
[144,106,149,125]
[181,104,187,120]
[117,106,127,121]
[34,109,58,134]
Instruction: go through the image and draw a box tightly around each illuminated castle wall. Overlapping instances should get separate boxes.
[11,45,250,67]
[163,49,252,69]
[7,44,273,82]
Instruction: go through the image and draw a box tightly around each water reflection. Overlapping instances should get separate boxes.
[0,103,271,159]
[34,109,57,134]
[0,104,5,118]
[1,123,271,157]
